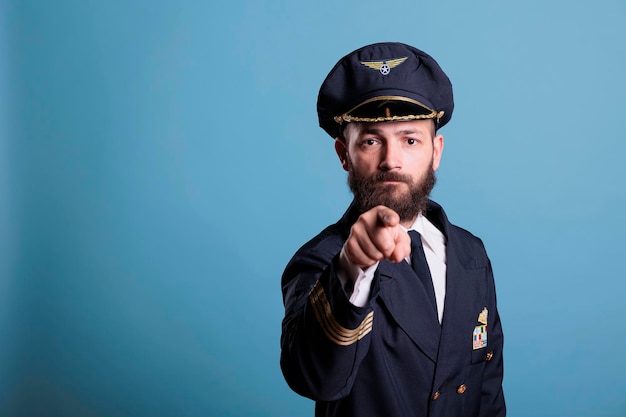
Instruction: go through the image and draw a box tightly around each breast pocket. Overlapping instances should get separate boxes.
[471,348,489,365]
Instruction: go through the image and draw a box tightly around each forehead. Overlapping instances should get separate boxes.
[344,119,435,140]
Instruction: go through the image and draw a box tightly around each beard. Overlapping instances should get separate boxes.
[348,164,436,223]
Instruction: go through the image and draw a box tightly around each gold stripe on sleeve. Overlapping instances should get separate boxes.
[309,280,373,346]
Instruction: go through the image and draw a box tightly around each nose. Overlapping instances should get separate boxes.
[379,141,402,171]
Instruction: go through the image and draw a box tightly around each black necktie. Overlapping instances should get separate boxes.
[408,230,437,314]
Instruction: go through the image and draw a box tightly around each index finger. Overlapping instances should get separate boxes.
[377,206,400,228]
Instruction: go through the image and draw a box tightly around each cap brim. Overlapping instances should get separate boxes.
[334,93,443,125]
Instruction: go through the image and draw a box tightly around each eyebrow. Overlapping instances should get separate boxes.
[361,127,425,136]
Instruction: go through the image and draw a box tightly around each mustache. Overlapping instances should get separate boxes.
[372,172,413,183]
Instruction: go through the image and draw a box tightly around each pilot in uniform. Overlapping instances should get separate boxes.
[280,42,506,417]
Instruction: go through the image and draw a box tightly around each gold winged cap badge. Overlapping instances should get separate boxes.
[360,57,408,75]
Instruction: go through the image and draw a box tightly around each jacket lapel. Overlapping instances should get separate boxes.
[377,260,441,362]
[422,200,486,389]
[433,236,477,389]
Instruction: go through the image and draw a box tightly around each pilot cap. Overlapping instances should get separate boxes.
[317,42,454,138]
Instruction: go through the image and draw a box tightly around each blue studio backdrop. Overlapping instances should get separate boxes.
[2,1,626,416]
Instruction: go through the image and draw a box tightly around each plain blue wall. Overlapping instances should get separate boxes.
[2,0,626,416]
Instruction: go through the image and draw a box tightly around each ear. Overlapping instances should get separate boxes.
[334,138,350,171]
[432,134,444,171]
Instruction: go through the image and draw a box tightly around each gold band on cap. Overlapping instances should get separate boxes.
[333,95,444,125]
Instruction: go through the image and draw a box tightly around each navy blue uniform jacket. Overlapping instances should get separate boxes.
[280,200,505,417]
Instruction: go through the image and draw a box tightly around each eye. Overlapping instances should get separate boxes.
[406,138,418,145]
[357,137,382,153]
[360,138,379,147]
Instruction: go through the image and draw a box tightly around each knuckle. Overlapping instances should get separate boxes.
[376,237,395,255]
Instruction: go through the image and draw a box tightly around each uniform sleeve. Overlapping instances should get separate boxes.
[280,240,377,401]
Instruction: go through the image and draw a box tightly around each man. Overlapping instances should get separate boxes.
[280,42,505,417]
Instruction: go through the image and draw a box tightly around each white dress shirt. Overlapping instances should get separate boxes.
[337,214,447,323]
